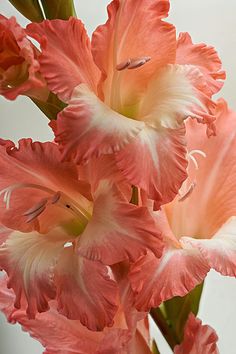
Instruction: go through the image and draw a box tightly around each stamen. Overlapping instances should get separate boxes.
[23,198,48,216]
[0,183,92,225]
[128,56,151,69]
[25,205,47,223]
[116,56,151,71]
[188,149,206,170]
[116,59,131,71]
[178,181,196,202]
[51,191,61,204]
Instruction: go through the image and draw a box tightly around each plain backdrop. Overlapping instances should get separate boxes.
[0,1,236,353]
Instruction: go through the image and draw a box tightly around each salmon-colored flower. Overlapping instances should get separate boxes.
[27,0,225,208]
[0,15,47,100]
[0,139,163,329]
[0,273,151,353]
[129,99,236,310]
[174,313,219,354]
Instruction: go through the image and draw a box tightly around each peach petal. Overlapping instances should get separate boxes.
[78,180,163,264]
[52,84,144,164]
[174,313,219,354]
[166,99,236,240]
[129,248,209,311]
[0,138,91,233]
[55,247,118,331]
[177,32,225,96]
[0,228,68,318]
[92,0,176,106]
[0,15,46,100]
[27,18,100,102]
[182,217,236,277]
[115,126,188,208]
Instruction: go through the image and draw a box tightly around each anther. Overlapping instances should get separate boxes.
[23,198,48,216]
[128,56,151,70]
[25,204,47,223]
[116,59,131,71]
[51,191,61,204]
[178,181,196,202]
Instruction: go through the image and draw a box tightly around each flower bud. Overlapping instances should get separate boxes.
[8,0,44,22]
[41,0,76,20]
[0,15,47,101]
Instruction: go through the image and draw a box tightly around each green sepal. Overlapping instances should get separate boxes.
[8,0,44,22]
[31,92,67,120]
[41,0,77,20]
[163,282,204,343]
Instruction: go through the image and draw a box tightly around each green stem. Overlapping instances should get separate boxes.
[41,0,77,20]
[150,308,179,351]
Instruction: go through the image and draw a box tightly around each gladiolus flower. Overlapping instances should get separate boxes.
[0,273,152,353]
[0,139,163,329]
[27,0,225,208]
[0,15,47,100]
[129,99,236,310]
[174,313,219,354]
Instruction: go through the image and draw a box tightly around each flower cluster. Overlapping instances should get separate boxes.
[0,0,234,353]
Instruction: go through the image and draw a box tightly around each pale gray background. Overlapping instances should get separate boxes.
[0,1,236,353]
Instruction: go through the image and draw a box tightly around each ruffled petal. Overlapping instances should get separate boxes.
[54,247,118,331]
[0,15,46,100]
[78,155,132,202]
[129,248,209,311]
[182,217,236,277]
[174,313,219,354]
[167,99,236,240]
[0,228,67,318]
[115,126,188,208]
[0,279,130,353]
[92,0,176,107]
[0,139,91,232]
[176,32,225,96]
[78,180,163,264]
[27,18,100,102]
[52,84,144,163]
[139,64,209,129]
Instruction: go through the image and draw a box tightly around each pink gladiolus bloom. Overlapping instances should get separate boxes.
[0,15,47,100]
[129,99,236,310]
[174,313,219,354]
[0,139,163,330]
[0,273,152,353]
[27,0,225,208]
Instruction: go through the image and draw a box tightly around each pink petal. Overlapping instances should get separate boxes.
[174,313,219,354]
[54,247,118,331]
[0,278,130,353]
[0,138,91,232]
[27,18,100,102]
[0,228,67,318]
[129,248,209,311]
[167,99,236,240]
[0,15,46,100]
[182,217,236,277]
[78,181,163,264]
[78,155,132,202]
[52,84,144,164]
[177,32,225,96]
[115,126,188,208]
[92,0,176,106]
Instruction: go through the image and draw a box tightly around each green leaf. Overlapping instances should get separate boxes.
[163,282,204,343]
[8,0,44,22]
[41,0,76,20]
[31,92,67,120]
